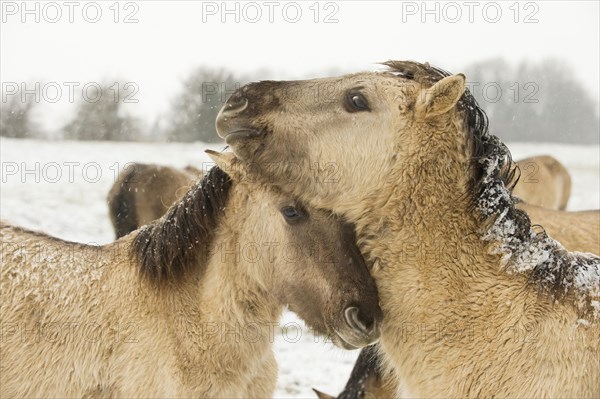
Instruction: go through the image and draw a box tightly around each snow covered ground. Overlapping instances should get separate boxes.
[1,137,599,396]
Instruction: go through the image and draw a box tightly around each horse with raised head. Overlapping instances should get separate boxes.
[107,163,203,238]
[216,61,600,398]
[0,153,382,398]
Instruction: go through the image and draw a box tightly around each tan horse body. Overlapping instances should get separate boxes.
[107,164,202,238]
[216,61,600,398]
[319,202,600,399]
[513,155,572,210]
[1,162,381,398]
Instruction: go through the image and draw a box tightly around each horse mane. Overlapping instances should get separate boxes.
[384,61,599,320]
[131,165,232,284]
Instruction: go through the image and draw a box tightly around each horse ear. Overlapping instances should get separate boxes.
[205,150,241,181]
[205,149,237,169]
[312,388,336,399]
[415,74,466,118]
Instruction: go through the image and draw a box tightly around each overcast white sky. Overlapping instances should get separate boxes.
[1,0,598,132]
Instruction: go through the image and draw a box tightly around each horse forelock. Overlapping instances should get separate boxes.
[131,166,232,285]
[385,60,599,320]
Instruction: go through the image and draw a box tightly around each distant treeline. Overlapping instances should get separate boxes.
[1,59,599,144]
[464,58,599,144]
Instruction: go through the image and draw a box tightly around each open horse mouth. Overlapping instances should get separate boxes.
[216,83,275,148]
[216,102,265,143]
[216,106,268,160]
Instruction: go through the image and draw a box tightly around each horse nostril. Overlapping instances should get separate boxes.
[344,306,376,337]
[223,93,248,114]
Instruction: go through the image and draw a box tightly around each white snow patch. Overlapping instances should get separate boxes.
[576,319,590,327]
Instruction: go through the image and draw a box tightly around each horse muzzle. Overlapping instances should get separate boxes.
[216,102,264,146]
[335,306,381,349]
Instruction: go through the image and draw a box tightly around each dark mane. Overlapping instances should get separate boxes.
[332,345,382,399]
[131,166,232,284]
[384,61,599,319]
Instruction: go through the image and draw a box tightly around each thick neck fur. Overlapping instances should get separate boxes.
[144,182,283,396]
[348,112,599,398]
[0,186,282,398]
[354,114,477,267]
[130,167,283,395]
[353,112,599,322]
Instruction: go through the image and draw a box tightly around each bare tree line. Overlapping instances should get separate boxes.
[464,58,599,144]
[1,59,599,144]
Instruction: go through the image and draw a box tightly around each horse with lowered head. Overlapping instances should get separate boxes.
[107,163,203,238]
[0,152,381,398]
[216,61,600,398]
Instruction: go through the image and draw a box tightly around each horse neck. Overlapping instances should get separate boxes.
[356,120,482,266]
[200,222,283,327]
[159,188,283,368]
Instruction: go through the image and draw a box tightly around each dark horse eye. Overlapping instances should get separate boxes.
[281,206,306,224]
[345,90,370,112]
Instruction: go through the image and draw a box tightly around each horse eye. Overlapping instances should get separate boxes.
[345,91,370,112]
[281,206,306,223]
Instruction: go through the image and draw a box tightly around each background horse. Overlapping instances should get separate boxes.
[107,163,202,238]
[512,155,572,210]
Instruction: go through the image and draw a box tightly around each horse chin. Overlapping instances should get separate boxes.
[333,328,379,350]
[331,334,362,350]
[298,319,357,349]
[324,321,376,350]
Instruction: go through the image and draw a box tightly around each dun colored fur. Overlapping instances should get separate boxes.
[217,60,600,398]
[318,202,600,399]
[107,163,202,238]
[0,157,382,398]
